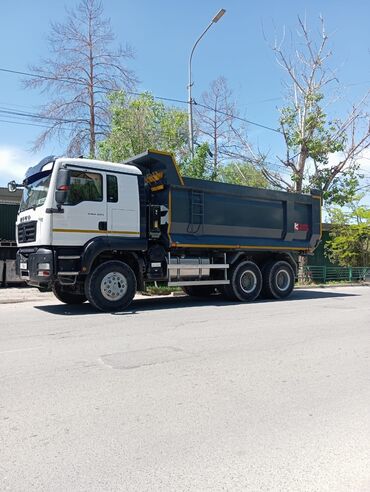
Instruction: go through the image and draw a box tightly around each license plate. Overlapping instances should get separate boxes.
[20,262,28,270]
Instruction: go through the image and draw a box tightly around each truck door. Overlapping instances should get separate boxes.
[106,173,140,237]
[52,167,107,246]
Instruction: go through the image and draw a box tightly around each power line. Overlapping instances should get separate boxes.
[0,118,69,130]
[2,66,367,182]
[0,107,103,128]
[346,80,370,88]
[0,66,282,134]
[245,96,282,105]
[0,107,300,176]
[0,100,37,110]
[194,100,282,133]
[1,66,368,139]
[0,101,366,181]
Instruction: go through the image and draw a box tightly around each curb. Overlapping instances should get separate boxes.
[295,282,370,289]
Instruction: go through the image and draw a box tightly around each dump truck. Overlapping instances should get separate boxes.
[8,150,321,311]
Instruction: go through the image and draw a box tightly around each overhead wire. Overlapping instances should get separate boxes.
[1,66,368,190]
[0,105,357,178]
[0,107,104,128]
[2,66,368,140]
[0,66,282,134]
[0,118,51,129]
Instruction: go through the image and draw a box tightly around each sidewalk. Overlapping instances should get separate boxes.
[0,286,181,305]
[0,286,54,304]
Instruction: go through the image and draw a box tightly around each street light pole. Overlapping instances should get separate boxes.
[188,8,226,159]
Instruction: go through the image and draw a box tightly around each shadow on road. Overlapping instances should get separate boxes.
[34,288,359,316]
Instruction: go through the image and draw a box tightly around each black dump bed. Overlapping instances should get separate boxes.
[124,150,321,253]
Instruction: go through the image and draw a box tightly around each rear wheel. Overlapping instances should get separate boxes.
[222,260,262,302]
[52,282,86,304]
[182,285,217,297]
[261,260,295,299]
[85,260,136,312]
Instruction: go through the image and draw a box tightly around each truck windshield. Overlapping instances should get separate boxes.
[19,171,52,212]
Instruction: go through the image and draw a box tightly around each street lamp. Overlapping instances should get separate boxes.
[188,8,226,158]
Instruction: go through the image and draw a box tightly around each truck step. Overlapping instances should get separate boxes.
[168,280,229,287]
[167,264,229,270]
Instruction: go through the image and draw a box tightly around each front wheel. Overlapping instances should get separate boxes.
[52,282,87,304]
[85,260,137,312]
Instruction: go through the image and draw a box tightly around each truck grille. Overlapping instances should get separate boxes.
[17,221,37,243]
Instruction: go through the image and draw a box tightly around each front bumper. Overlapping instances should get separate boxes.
[16,248,54,287]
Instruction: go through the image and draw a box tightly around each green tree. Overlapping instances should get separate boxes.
[218,161,268,188]
[181,143,212,180]
[99,91,188,161]
[264,16,369,205]
[180,144,268,186]
[325,204,370,267]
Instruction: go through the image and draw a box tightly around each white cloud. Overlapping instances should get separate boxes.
[327,151,343,168]
[0,146,45,186]
[327,149,370,174]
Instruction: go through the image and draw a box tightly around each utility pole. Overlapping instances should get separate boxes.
[188,9,226,159]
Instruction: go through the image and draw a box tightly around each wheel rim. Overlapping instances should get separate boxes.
[276,269,291,291]
[240,270,257,294]
[100,271,128,301]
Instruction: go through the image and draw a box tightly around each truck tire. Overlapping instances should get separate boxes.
[85,260,136,312]
[182,285,217,297]
[261,260,295,299]
[222,260,262,302]
[52,282,87,304]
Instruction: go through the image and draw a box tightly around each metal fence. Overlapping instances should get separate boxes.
[304,265,370,283]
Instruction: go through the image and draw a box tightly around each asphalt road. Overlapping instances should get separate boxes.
[1,286,370,491]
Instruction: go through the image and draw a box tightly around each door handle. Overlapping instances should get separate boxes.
[98,221,107,231]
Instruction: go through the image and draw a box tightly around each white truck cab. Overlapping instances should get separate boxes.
[16,155,142,248]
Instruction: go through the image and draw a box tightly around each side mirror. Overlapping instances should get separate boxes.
[55,190,67,205]
[8,180,18,193]
[55,168,70,205]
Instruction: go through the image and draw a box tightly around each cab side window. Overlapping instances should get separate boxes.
[107,175,118,203]
[66,171,102,205]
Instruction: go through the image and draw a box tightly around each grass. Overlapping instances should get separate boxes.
[143,283,182,296]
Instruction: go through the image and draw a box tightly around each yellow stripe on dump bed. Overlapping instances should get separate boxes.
[53,228,139,235]
[170,242,310,251]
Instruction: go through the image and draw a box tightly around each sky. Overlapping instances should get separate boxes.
[0,0,369,201]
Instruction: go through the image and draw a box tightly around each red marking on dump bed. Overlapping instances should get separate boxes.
[294,223,309,232]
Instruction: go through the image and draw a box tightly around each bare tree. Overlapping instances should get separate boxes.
[222,122,268,171]
[24,0,137,157]
[194,77,238,179]
[195,76,268,182]
[264,16,370,204]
